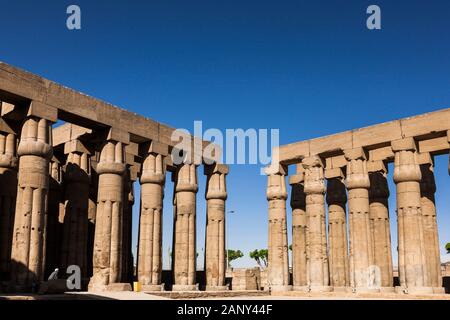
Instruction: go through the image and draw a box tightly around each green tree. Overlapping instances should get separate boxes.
[249,249,268,268]
[227,249,243,267]
[446,243,450,254]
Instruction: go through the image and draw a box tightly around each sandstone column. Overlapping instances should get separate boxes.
[325,168,349,291]
[45,158,63,279]
[204,163,228,291]
[10,116,53,290]
[344,148,377,292]
[172,163,198,291]
[302,156,331,292]
[418,153,442,292]
[121,166,135,283]
[89,138,127,291]
[392,138,432,294]
[289,167,307,291]
[266,164,291,292]
[60,140,91,278]
[0,131,17,280]
[138,148,166,291]
[368,161,394,292]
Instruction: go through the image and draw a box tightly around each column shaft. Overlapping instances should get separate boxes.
[172,163,198,291]
[289,172,307,289]
[89,140,126,291]
[392,138,431,294]
[302,156,330,292]
[345,148,375,292]
[0,132,17,280]
[204,164,228,290]
[326,176,349,289]
[138,153,165,291]
[10,117,52,290]
[60,150,90,278]
[419,162,441,289]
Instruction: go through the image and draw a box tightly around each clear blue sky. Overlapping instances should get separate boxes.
[1,1,449,268]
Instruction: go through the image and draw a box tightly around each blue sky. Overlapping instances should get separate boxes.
[0,0,449,268]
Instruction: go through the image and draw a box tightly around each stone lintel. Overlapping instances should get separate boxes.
[367,160,387,173]
[417,152,434,166]
[344,147,367,161]
[64,139,90,155]
[264,163,288,176]
[1,101,15,117]
[204,163,229,175]
[288,172,304,185]
[324,167,344,180]
[301,155,324,168]
[107,127,130,145]
[140,140,169,156]
[27,100,58,122]
[391,137,416,152]
[447,130,450,142]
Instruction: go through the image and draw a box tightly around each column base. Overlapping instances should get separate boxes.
[395,286,406,294]
[309,285,333,293]
[333,286,351,293]
[404,286,434,295]
[205,285,229,291]
[351,287,380,293]
[433,287,445,294]
[292,285,309,292]
[106,283,133,292]
[141,284,165,292]
[379,286,395,293]
[172,284,199,291]
[270,285,292,292]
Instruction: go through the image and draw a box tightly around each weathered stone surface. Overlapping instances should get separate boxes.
[10,117,52,290]
[266,165,290,291]
[204,164,228,290]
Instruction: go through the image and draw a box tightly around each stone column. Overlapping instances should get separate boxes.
[60,141,91,278]
[289,167,307,291]
[10,116,53,290]
[138,150,166,291]
[121,166,134,283]
[204,163,228,291]
[45,158,63,279]
[344,147,377,292]
[392,138,432,294]
[418,153,442,292]
[302,156,331,292]
[266,164,291,292]
[368,161,394,292]
[172,163,198,291]
[0,131,17,280]
[89,139,127,291]
[325,168,349,291]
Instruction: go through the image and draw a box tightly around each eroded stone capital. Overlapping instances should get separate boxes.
[96,140,126,175]
[393,149,421,183]
[345,157,370,190]
[266,172,287,200]
[0,132,17,168]
[175,163,198,193]
[17,117,53,159]
[302,156,325,195]
[205,163,228,200]
[140,152,166,185]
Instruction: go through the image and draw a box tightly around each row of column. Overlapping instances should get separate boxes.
[267,138,444,294]
[0,115,229,292]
